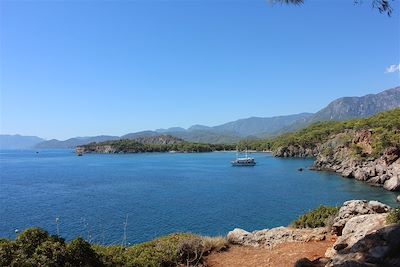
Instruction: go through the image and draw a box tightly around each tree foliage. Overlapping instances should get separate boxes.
[81,139,236,154]
[292,205,339,228]
[271,0,394,16]
[0,228,228,267]
[240,108,400,157]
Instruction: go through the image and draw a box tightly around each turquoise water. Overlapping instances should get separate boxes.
[0,150,398,245]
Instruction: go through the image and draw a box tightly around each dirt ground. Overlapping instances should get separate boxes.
[206,236,336,267]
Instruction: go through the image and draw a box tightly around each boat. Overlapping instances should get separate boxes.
[231,148,256,166]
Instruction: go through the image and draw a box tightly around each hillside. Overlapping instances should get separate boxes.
[211,113,313,138]
[0,135,44,149]
[267,109,400,191]
[76,135,234,154]
[35,135,120,149]
[284,86,400,132]
[32,86,400,148]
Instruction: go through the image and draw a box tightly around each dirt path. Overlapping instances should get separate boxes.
[206,237,335,267]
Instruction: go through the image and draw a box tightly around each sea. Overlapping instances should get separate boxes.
[0,149,398,245]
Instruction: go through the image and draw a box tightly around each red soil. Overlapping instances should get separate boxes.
[206,236,336,267]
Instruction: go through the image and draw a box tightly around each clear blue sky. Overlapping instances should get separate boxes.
[1,0,399,140]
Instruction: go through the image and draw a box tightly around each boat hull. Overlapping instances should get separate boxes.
[231,161,256,167]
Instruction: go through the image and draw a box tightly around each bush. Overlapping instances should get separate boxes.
[1,228,228,267]
[386,208,400,224]
[16,227,49,257]
[67,237,102,266]
[292,205,339,229]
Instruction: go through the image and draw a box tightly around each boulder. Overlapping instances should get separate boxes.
[383,175,400,191]
[382,146,400,165]
[333,214,387,252]
[326,215,400,267]
[227,228,253,245]
[397,195,400,203]
[341,169,353,178]
[354,169,368,181]
[331,200,390,236]
[227,226,327,248]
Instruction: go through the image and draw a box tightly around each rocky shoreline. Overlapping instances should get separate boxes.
[226,200,400,267]
[273,130,400,192]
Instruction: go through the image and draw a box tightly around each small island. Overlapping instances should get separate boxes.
[76,135,236,154]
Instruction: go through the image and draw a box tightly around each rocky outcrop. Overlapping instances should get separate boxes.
[326,200,399,267]
[331,200,391,236]
[312,130,400,191]
[228,200,399,267]
[273,128,400,192]
[273,145,319,158]
[227,227,327,248]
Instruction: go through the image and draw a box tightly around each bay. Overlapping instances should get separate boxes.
[0,149,398,245]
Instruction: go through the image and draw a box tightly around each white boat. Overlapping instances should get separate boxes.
[231,148,256,166]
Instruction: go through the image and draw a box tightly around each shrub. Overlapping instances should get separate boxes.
[2,228,228,267]
[16,227,49,257]
[292,205,339,229]
[0,240,17,266]
[32,240,68,266]
[67,237,102,266]
[200,236,229,253]
[386,208,400,225]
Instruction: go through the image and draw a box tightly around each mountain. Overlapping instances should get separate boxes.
[211,113,314,138]
[155,127,186,133]
[0,134,45,149]
[281,86,400,133]
[167,130,242,144]
[121,131,160,139]
[187,125,211,131]
[127,135,185,145]
[35,135,119,149]
[32,86,400,148]
[310,86,400,123]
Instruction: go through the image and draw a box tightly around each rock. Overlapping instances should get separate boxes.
[368,200,390,213]
[326,217,400,267]
[354,169,368,181]
[227,226,327,248]
[382,146,400,165]
[331,200,390,236]
[335,213,387,250]
[295,257,330,267]
[397,195,400,202]
[383,175,400,191]
[227,228,253,245]
[341,169,353,178]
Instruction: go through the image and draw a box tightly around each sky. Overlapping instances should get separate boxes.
[0,0,399,140]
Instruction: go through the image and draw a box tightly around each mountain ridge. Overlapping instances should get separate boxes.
[3,86,399,149]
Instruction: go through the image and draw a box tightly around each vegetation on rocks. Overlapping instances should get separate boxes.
[386,208,400,225]
[0,228,228,267]
[78,136,236,154]
[240,108,400,157]
[292,206,339,229]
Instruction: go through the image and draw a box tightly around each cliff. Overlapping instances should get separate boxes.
[272,109,400,191]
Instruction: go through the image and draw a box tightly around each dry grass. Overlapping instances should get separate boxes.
[201,236,229,253]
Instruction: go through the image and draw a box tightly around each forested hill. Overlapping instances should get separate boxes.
[76,135,235,154]
[241,108,400,156]
[240,109,400,191]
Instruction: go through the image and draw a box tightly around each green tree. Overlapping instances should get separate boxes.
[270,0,394,16]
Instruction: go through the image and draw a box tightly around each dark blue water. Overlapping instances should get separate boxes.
[0,150,398,245]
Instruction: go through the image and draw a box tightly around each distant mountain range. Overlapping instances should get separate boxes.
[1,86,399,149]
[0,135,45,149]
